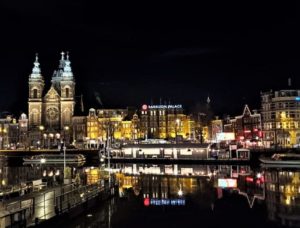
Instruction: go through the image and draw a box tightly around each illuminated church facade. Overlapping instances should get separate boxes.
[28,52,75,144]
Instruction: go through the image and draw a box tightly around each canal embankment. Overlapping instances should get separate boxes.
[0,178,118,227]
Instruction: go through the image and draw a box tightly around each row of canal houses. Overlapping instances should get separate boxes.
[1,86,300,149]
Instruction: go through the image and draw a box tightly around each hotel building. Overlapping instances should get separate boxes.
[139,104,195,140]
[261,89,300,148]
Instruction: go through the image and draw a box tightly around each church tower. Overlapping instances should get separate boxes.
[60,52,75,129]
[28,54,44,129]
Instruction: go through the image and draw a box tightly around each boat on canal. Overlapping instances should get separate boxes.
[23,153,86,164]
[259,153,300,167]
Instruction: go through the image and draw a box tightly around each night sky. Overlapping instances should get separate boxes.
[1,2,300,116]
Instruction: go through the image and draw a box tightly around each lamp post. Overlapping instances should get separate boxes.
[0,126,3,149]
[0,126,7,149]
[63,126,69,182]
[39,125,44,148]
[48,133,54,149]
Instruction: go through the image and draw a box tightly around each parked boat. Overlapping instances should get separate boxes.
[23,154,86,164]
[260,153,300,167]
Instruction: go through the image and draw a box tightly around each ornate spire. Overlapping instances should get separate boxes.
[62,51,73,78]
[59,51,65,69]
[207,96,211,104]
[30,53,42,78]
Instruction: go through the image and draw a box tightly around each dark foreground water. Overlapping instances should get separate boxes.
[2,159,300,227]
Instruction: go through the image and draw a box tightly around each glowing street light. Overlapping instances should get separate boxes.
[178,184,183,197]
[63,126,70,180]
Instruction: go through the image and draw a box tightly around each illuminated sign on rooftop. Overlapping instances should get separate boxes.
[147,104,183,109]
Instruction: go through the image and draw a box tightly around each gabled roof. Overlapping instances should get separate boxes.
[234,105,260,119]
[44,86,60,101]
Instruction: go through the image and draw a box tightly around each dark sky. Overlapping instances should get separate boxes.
[0,1,300,116]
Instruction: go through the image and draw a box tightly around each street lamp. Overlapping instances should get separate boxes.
[39,125,44,148]
[63,126,70,145]
[0,126,7,149]
[63,126,69,183]
[48,133,54,149]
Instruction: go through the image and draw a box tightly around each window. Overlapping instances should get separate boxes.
[33,89,38,98]
[65,88,70,98]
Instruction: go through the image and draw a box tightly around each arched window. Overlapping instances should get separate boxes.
[33,89,38,98]
[65,88,69,98]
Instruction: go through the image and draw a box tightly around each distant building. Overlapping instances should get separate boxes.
[28,52,75,146]
[211,117,223,142]
[18,113,28,148]
[261,89,300,148]
[139,104,195,141]
[72,116,87,148]
[224,105,262,147]
[84,108,140,148]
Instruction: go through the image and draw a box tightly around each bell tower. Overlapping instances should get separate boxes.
[60,52,75,129]
[28,54,44,129]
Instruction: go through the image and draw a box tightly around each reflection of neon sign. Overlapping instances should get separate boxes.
[144,198,150,206]
[218,178,237,188]
[144,198,186,206]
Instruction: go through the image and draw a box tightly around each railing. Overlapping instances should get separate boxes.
[0,179,115,227]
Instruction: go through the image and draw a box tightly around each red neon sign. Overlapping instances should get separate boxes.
[246,177,254,182]
[142,104,148,110]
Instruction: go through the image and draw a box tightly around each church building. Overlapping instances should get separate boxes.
[28,52,75,146]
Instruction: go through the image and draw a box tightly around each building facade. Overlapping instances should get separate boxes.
[261,90,300,148]
[140,104,195,140]
[28,52,75,146]
[84,108,140,148]
[224,105,262,147]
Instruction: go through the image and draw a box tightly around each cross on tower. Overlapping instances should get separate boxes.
[61,51,65,60]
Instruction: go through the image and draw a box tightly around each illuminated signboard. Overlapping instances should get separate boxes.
[144,198,186,206]
[216,132,235,141]
[146,105,183,109]
[218,178,237,188]
[142,104,148,110]
[295,97,300,101]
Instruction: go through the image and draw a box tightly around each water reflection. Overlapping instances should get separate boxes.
[264,168,300,227]
[113,164,263,207]
[1,158,300,227]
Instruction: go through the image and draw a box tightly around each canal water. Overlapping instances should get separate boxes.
[1,158,300,227]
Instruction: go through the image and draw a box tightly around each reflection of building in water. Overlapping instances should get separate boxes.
[115,164,253,205]
[264,169,300,227]
[236,172,265,208]
[117,174,200,199]
[85,167,101,185]
[115,163,251,180]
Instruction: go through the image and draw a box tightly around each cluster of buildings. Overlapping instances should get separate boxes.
[0,53,300,149]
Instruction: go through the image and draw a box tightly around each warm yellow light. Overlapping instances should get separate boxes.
[285,196,291,205]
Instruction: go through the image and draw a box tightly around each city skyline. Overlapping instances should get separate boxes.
[0,2,300,116]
